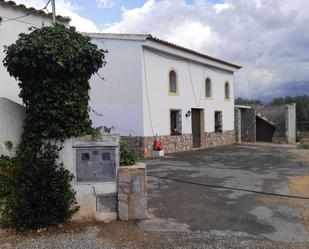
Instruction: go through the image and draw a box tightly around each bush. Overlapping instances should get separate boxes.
[0,144,78,229]
[3,24,106,140]
[0,155,15,200]
[120,140,138,166]
[298,143,309,150]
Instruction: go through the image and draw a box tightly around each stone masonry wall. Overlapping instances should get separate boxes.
[123,130,235,158]
[121,136,144,158]
[117,163,147,220]
[205,130,235,147]
[122,134,193,158]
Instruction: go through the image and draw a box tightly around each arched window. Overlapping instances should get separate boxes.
[205,78,212,98]
[169,70,177,94]
[225,82,230,100]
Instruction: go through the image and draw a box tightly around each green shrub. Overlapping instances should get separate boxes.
[3,24,106,140]
[0,143,78,229]
[120,140,138,166]
[0,155,15,199]
[4,141,13,151]
[298,143,309,150]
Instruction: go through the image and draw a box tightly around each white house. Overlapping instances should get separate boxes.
[0,1,241,159]
[87,33,241,158]
[0,0,70,104]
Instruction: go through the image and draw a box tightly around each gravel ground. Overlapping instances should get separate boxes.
[0,221,308,249]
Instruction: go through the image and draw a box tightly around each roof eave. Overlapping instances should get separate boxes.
[146,36,241,70]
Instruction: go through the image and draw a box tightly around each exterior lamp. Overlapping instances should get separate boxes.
[186,110,191,118]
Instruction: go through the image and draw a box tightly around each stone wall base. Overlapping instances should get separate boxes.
[118,163,147,220]
[205,130,235,147]
[122,130,235,158]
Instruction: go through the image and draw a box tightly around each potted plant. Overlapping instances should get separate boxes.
[152,137,164,157]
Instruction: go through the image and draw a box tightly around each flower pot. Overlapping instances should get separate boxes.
[152,150,164,157]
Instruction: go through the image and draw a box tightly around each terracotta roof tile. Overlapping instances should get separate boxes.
[85,33,241,69]
[147,36,241,69]
[0,0,71,23]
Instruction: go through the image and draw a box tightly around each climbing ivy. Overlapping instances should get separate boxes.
[4,24,106,140]
[0,24,106,229]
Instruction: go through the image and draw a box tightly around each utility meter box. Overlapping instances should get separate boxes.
[76,148,116,182]
[73,136,119,182]
[62,135,120,222]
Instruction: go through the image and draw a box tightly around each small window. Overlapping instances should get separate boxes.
[205,78,212,98]
[170,110,182,135]
[215,111,223,133]
[225,82,230,100]
[82,153,90,161]
[102,152,111,161]
[169,70,177,94]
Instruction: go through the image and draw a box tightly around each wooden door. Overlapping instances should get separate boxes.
[192,109,201,148]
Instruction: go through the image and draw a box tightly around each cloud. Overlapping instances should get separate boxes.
[13,0,99,32]
[103,0,309,101]
[214,3,232,13]
[96,0,118,9]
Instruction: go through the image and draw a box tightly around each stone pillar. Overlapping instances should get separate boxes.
[117,163,147,220]
[234,108,241,143]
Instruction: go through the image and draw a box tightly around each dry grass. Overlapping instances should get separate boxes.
[289,176,309,233]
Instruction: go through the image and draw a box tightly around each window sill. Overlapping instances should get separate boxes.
[168,92,179,96]
[171,133,182,136]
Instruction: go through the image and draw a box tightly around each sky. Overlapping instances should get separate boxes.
[12,0,309,102]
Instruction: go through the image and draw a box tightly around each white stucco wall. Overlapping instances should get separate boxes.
[60,137,118,221]
[89,37,237,137]
[142,47,235,137]
[0,97,25,156]
[0,4,68,104]
[89,38,144,136]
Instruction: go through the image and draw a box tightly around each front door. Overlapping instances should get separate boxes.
[191,108,203,148]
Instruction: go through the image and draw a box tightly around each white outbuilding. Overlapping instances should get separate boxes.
[87,33,241,158]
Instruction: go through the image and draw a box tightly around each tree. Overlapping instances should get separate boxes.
[235,97,262,106]
[271,95,309,122]
[0,24,106,229]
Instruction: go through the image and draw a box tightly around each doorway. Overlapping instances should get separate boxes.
[191,108,205,148]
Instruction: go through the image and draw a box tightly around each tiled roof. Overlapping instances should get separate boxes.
[147,36,241,69]
[256,112,276,126]
[85,33,151,41]
[0,0,71,23]
[85,32,241,69]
